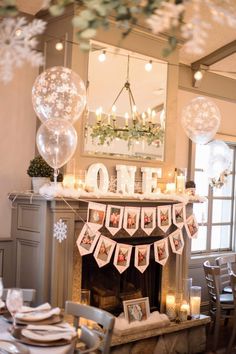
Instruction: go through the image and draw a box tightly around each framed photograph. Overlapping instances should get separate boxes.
[87,202,106,231]
[93,235,116,267]
[76,223,100,256]
[123,297,150,323]
[172,203,186,229]
[123,207,140,236]
[185,214,199,239]
[169,229,184,255]
[157,205,172,233]
[113,243,132,273]
[105,205,124,236]
[141,207,156,236]
[154,238,169,266]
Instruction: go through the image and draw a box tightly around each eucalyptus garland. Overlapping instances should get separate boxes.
[90,122,165,147]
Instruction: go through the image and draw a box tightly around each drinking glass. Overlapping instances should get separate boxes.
[6,289,23,328]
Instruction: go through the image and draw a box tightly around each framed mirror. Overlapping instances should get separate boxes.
[83,41,168,161]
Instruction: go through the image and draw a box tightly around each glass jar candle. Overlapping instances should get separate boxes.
[190,286,201,319]
[179,301,190,321]
[166,292,176,321]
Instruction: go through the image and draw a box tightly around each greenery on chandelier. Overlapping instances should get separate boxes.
[89,122,165,147]
[0,0,184,55]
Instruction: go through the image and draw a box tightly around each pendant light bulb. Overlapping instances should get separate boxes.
[194,70,203,81]
[145,60,153,72]
[55,41,64,51]
[98,50,106,62]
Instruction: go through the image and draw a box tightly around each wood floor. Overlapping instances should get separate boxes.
[206,319,236,354]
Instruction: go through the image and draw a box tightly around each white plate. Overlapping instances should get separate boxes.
[0,340,29,354]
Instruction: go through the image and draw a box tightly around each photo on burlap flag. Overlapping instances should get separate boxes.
[157,205,172,233]
[105,205,124,236]
[76,223,100,256]
[185,214,199,239]
[169,229,184,255]
[93,235,116,268]
[123,207,141,236]
[87,202,106,231]
[154,238,169,266]
[172,203,186,229]
[134,244,150,273]
[141,207,156,236]
[113,243,132,274]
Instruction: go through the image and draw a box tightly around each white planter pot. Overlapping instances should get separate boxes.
[32,177,50,193]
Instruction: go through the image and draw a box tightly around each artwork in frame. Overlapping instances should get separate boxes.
[185,214,199,239]
[87,201,106,231]
[123,297,150,323]
[105,204,124,236]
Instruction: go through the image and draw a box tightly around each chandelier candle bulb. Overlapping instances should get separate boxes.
[125,112,129,127]
[107,114,111,126]
[151,110,156,124]
[147,108,152,123]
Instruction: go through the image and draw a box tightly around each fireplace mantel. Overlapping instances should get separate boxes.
[9,194,192,309]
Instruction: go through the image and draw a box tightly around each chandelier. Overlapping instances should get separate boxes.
[85,56,165,148]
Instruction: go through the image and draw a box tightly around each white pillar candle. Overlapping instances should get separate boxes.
[166,294,176,320]
[190,296,201,318]
[63,174,75,189]
[166,183,176,193]
[176,175,185,194]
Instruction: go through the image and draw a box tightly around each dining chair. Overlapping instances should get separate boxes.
[226,271,236,354]
[215,254,236,293]
[203,260,234,351]
[77,325,101,354]
[65,301,115,354]
[2,288,36,305]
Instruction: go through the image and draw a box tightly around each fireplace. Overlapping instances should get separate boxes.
[81,235,162,315]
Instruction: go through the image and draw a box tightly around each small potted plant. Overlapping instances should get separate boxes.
[185,180,196,196]
[27,155,53,193]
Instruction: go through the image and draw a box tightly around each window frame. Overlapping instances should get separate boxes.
[190,141,236,255]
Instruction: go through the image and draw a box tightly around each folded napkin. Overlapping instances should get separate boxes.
[16,303,60,322]
[22,323,77,342]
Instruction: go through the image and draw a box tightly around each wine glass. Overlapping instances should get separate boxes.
[6,289,23,329]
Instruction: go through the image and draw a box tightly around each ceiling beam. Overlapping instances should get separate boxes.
[191,40,236,69]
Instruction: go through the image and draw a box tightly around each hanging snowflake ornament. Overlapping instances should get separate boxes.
[0,17,46,84]
[53,219,67,243]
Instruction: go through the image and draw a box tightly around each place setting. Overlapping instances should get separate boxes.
[0,288,77,352]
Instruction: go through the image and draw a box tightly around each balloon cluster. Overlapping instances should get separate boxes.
[204,140,231,181]
[32,66,86,181]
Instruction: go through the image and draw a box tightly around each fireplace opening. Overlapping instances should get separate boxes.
[82,237,162,315]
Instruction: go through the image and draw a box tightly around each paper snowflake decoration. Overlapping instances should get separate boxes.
[53,219,67,243]
[0,17,46,84]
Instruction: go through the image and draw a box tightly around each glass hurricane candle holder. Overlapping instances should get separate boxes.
[175,168,186,194]
[190,286,201,319]
[179,300,190,322]
[166,291,176,321]
[80,289,90,305]
[183,278,192,303]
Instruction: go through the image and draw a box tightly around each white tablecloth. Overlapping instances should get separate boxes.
[0,318,75,354]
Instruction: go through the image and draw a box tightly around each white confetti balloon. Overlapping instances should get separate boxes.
[32,66,86,124]
[36,119,78,170]
[204,140,231,179]
[181,97,221,144]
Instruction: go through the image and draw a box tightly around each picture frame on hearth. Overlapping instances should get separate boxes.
[123,297,150,323]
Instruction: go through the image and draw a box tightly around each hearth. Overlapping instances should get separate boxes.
[81,235,162,315]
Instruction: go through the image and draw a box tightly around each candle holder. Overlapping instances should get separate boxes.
[175,168,186,194]
[166,291,176,321]
[183,278,192,303]
[80,289,90,305]
[190,286,201,319]
[179,300,190,322]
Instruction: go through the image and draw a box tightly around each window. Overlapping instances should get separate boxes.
[191,143,235,253]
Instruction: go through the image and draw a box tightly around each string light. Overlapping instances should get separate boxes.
[194,70,203,81]
[98,50,106,62]
[145,60,153,72]
[55,40,64,51]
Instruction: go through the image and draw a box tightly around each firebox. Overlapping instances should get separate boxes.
[82,234,162,315]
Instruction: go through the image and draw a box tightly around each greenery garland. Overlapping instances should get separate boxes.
[0,0,183,55]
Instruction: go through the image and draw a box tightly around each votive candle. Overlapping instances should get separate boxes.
[179,301,190,321]
[166,183,176,193]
